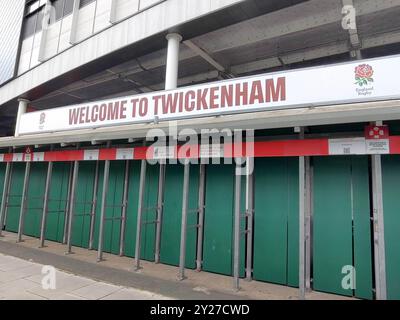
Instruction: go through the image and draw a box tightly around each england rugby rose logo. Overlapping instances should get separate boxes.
[355,64,374,87]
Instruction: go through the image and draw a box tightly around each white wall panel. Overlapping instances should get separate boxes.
[75,2,96,42]
[115,0,139,22]
[58,15,73,52]
[94,0,112,33]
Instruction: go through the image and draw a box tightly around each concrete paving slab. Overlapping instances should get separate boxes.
[71,281,122,300]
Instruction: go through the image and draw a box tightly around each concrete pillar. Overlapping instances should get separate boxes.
[165,33,182,90]
[15,98,29,137]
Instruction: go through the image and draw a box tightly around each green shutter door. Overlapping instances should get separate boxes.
[203,164,245,276]
[253,157,299,287]
[160,164,198,268]
[71,162,96,248]
[123,161,141,257]
[141,163,159,261]
[24,162,47,237]
[45,162,70,242]
[5,163,25,232]
[313,156,373,299]
[93,161,125,255]
[382,155,400,300]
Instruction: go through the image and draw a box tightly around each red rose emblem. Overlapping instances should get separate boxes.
[355,64,374,86]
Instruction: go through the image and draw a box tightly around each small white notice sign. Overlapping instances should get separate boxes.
[13,153,24,162]
[0,154,4,162]
[116,148,134,160]
[200,144,224,158]
[366,139,390,154]
[84,150,99,161]
[33,152,45,162]
[329,138,367,155]
[153,146,175,159]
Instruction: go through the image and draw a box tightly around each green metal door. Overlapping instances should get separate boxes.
[253,157,299,287]
[123,161,141,257]
[120,161,160,260]
[24,162,47,237]
[5,163,25,232]
[203,164,245,276]
[46,162,70,242]
[160,164,199,268]
[71,161,96,248]
[382,155,400,300]
[313,156,373,299]
[93,161,125,255]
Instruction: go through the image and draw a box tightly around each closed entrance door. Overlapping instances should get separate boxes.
[313,156,373,299]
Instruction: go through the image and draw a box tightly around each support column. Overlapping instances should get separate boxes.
[155,163,166,263]
[97,160,110,262]
[17,162,31,243]
[233,160,242,291]
[195,164,206,271]
[66,161,79,254]
[299,156,306,300]
[15,99,29,137]
[165,33,182,90]
[62,163,74,244]
[305,156,312,292]
[119,160,130,256]
[39,161,53,247]
[372,153,387,300]
[178,161,190,280]
[88,161,100,250]
[134,159,147,270]
[0,163,12,237]
[69,0,81,44]
[245,157,254,281]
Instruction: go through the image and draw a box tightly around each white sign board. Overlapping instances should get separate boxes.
[33,152,45,162]
[12,153,24,162]
[329,138,367,155]
[0,154,4,162]
[153,146,175,159]
[200,144,224,158]
[366,140,390,154]
[84,150,99,161]
[18,55,400,135]
[116,148,134,160]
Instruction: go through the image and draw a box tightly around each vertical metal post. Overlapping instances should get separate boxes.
[134,159,147,270]
[119,160,130,256]
[66,161,79,254]
[89,161,100,250]
[178,162,190,280]
[63,163,74,244]
[233,161,242,290]
[305,156,312,291]
[97,160,110,262]
[195,164,206,271]
[299,156,306,300]
[17,162,31,243]
[154,163,166,263]
[39,161,53,248]
[245,157,254,281]
[0,163,12,237]
[372,154,387,300]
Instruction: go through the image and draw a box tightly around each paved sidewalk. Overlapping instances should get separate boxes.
[0,253,172,300]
